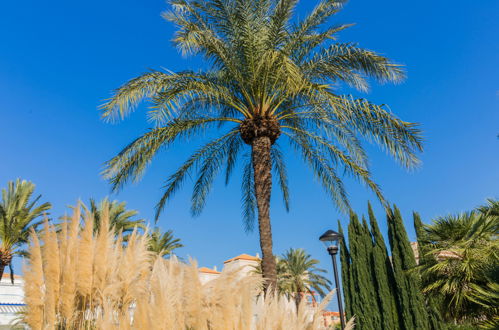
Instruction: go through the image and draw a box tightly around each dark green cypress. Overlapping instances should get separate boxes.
[368,202,399,329]
[348,212,378,329]
[338,221,354,321]
[388,205,430,329]
[413,212,446,330]
[362,217,383,329]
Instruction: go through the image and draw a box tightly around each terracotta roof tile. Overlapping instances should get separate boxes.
[198,267,221,275]
[223,254,260,264]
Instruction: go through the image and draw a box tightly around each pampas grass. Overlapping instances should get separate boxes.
[23,205,351,329]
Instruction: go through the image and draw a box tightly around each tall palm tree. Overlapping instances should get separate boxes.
[76,198,146,241]
[418,205,498,325]
[148,227,183,258]
[0,179,51,283]
[278,248,331,308]
[100,0,422,287]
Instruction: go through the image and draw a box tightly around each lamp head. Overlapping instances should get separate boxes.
[319,230,343,255]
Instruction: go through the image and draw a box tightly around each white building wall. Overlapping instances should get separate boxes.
[0,275,25,329]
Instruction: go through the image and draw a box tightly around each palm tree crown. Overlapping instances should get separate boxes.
[0,179,51,283]
[148,227,183,258]
[79,198,146,241]
[101,0,422,287]
[278,248,331,302]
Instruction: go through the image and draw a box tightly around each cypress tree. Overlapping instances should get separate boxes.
[338,221,354,321]
[388,205,430,329]
[362,217,383,329]
[348,212,378,329]
[368,202,399,329]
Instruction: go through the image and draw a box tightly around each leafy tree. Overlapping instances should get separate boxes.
[368,203,399,329]
[148,227,183,258]
[100,0,422,287]
[418,205,498,326]
[388,206,430,329]
[277,248,331,308]
[0,179,51,283]
[338,221,354,320]
[347,212,379,329]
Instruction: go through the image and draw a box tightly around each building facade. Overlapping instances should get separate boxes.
[0,274,25,329]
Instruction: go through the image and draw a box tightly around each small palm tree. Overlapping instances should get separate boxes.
[0,179,51,283]
[419,204,498,325]
[87,198,146,241]
[278,248,331,308]
[68,198,146,241]
[101,0,422,287]
[147,227,183,258]
[87,198,146,239]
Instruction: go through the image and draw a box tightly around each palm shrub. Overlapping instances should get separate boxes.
[67,197,146,241]
[22,205,346,329]
[101,0,422,287]
[0,179,51,283]
[417,200,499,327]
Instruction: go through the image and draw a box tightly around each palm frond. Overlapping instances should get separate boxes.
[155,130,239,220]
[241,155,257,232]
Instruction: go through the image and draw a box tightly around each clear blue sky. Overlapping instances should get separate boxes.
[1,0,498,290]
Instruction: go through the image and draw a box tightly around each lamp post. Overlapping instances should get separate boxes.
[320,230,346,330]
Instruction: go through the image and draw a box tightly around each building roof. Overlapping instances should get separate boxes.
[223,254,260,264]
[323,311,341,317]
[198,267,221,275]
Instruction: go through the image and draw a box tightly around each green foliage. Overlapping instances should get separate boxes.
[368,203,399,329]
[253,248,331,299]
[338,221,353,320]
[347,213,379,329]
[340,204,443,329]
[147,227,183,258]
[417,199,499,327]
[100,0,422,223]
[277,248,331,299]
[413,212,446,330]
[69,197,146,241]
[0,179,51,282]
[388,205,430,329]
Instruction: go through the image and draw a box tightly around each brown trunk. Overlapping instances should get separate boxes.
[251,135,277,291]
[0,263,5,284]
[0,250,12,284]
[295,292,303,311]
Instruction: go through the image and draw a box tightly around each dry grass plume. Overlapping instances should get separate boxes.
[23,205,350,329]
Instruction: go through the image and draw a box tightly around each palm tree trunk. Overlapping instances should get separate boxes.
[9,263,14,284]
[0,262,5,283]
[252,135,277,291]
[295,292,303,311]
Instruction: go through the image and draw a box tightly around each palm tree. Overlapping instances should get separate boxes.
[147,227,183,258]
[278,248,331,308]
[418,205,498,325]
[0,179,51,283]
[77,198,146,241]
[100,0,422,287]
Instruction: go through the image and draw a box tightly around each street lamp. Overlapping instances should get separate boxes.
[320,230,346,330]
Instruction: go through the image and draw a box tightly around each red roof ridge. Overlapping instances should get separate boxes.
[223,254,260,264]
[198,267,221,275]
